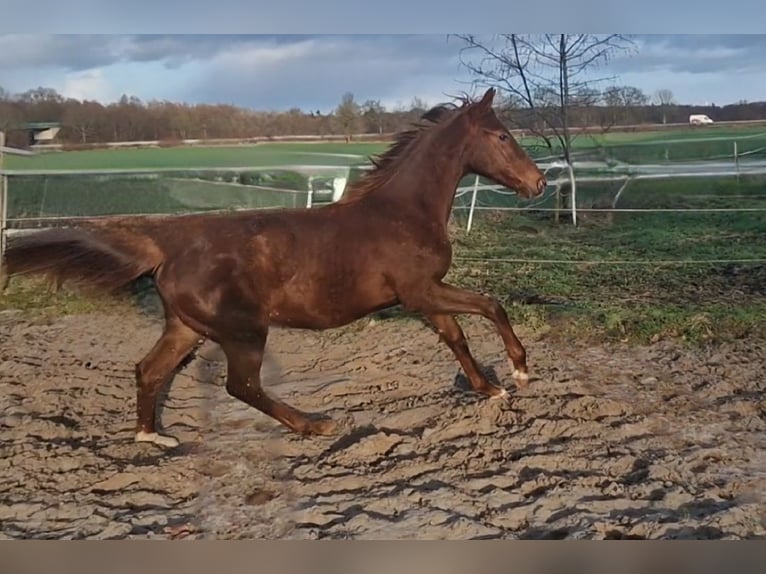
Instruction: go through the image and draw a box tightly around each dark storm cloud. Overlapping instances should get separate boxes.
[0,34,466,109]
[3,0,766,34]
[121,35,315,66]
[2,34,766,109]
[4,34,764,77]
[0,35,302,71]
[178,34,766,110]
[608,34,766,75]
[181,35,464,111]
[0,35,120,71]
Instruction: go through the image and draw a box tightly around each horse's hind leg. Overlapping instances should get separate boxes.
[221,331,337,436]
[134,313,203,447]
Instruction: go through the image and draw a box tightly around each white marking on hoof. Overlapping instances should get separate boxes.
[490,388,510,402]
[135,431,179,448]
[512,369,529,383]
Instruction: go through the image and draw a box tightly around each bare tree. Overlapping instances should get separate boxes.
[409,96,428,114]
[603,85,649,124]
[362,99,386,134]
[62,100,104,143]
[334,92,361,141]
[0,100,23,146]
[653,88,675,124]
[451,34,636,164]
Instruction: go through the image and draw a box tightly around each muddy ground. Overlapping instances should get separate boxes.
[1,307,765,539]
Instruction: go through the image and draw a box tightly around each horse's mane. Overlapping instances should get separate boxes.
[338,95,474,202]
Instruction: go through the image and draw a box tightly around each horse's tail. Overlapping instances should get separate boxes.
[0,223,166,294]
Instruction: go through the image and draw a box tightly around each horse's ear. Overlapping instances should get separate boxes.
[480,87,496,107]
[470,87,496,116]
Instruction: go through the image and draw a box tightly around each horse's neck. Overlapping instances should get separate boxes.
[381,132,469,224]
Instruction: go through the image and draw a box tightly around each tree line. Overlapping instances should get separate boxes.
[1,83,765,148]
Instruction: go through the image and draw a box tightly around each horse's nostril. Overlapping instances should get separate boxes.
[537,178,547,193]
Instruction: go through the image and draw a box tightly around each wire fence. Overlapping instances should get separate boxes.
[2,132,766,269]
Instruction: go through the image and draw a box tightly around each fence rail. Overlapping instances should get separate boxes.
[2,157,766,263]
[453,256,766,265]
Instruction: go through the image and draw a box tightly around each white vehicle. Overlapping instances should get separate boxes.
[689,114,714,125]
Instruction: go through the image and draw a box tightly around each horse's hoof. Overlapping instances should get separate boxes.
[308,418,339,436]
[489,387,511,404]
[512,369,530,389]
[135,431,180,448]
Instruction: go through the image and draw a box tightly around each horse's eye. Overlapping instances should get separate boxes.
[499,133,509,142]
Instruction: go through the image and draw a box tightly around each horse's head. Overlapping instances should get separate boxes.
[462,88,547,199]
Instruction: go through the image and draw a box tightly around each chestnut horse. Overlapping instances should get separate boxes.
[1,88,546,448]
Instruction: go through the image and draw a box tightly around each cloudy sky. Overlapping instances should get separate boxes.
[1,34,765,112]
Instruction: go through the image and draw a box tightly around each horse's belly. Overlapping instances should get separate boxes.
[268,272,397,330]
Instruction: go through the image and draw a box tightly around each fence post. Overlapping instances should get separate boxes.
[553,160,566,224]
[306,176,314,209]
[609,176,633,225]
[567,161,577,227]
[0,130,6,257]
[465,175,480,234]
[0,173,6,257]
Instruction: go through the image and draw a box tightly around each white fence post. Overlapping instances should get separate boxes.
[0,130,6,257]
[332,176,347,202]
[465,175,481,233]
[306,176,314,209]
[0,172,6,257]
[566,161,577,227]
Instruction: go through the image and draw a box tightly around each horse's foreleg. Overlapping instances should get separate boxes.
[221,332,338,436]
[403,282,529,389]
[426,313,509,399]
[135,315,203,448]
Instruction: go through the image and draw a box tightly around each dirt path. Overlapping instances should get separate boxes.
[1,310,764,539]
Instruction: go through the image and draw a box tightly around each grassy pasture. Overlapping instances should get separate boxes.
[4,124,766,171]
[3,143,381,171]
[447,174,766,345]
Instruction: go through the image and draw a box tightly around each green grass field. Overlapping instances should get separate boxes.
[447,178,766,345]
[4,124,766,171]
[524,125,766,163]
[563,125,766,145]
[3,143,380,171]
